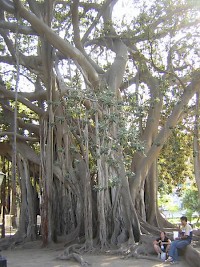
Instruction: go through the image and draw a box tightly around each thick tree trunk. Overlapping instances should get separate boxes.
[22,156,37,240]
[40,119,49,245]
[95,108,110,247]
[130,77,200,208]
[17,156,27,237]
[145,160,159,226]
[17,154,37,240]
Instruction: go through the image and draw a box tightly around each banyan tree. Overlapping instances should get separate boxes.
[0,0,200,258]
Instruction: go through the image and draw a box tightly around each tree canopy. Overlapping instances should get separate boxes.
[0,0,200,251]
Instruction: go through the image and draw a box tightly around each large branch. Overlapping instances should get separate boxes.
[81,0,115,44]
[0,84,44,116]
[17,141,40,165]
[0,141,40,165]
[71,0,82,51]
[69,1,104,76]
[0,0,15,13]
[0,29,16,59]
[100,1,128,91]
[0,54,43,78]
[131,70,200,198]
[105,40,128,91]
[0,103,39,135]
[0,21,37,35]
[0,131,39,142]
[11,0,100,89]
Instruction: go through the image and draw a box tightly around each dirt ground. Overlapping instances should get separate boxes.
[1,241,190,267]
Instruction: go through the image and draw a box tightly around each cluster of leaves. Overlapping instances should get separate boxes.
[182,186,200,222]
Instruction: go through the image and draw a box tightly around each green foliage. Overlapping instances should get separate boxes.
[182,187,200,216]
[158,127,194,195]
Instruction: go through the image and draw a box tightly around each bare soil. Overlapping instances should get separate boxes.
[1,241,190,267]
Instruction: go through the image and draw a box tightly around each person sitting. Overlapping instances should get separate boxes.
[165,216,193,265]
[153,231,171,259]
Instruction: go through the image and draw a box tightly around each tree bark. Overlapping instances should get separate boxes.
[193,92,200,197]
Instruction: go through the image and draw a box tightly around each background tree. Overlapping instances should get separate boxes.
[0,0,200,254]
[182,187,200,224]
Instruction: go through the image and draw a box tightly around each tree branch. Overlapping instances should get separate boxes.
[0,131,39,142]
[0,84,44,116]
[131,70,200,198]
[0,21,37,35]
[12,0,100,89]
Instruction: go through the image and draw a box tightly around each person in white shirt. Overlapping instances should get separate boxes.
[165,216,192,265]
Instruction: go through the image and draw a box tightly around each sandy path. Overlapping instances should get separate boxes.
[1,244,190,267]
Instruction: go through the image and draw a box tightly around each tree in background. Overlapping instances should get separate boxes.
[0,0,200,256]
[158,127,194,195]
[182,187,200,224]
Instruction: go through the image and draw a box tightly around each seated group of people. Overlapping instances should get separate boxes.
[153,216,193,264]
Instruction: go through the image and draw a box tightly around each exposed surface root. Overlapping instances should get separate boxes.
[57,243,91,266]
[57,252,91,266]
[131,252,162,262]
[105,242,162,262]
[105,243,137,256]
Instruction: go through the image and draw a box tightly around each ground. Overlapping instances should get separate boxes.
[1,241,190,267]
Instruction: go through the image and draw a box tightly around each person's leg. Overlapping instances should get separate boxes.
[154,244,161,256]
[175,240,190,250]
[167,240,180,262]
[168,240,190,262]
[173,243,179,262]
[175,239,190,259]
[166,244,170,258]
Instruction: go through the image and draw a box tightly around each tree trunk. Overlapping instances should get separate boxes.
[145,160,159,226]
[10,151,17,229]
[40,118,49,245]
[17,155,28,237]
[193,92,200,197]
[18,155,37,241]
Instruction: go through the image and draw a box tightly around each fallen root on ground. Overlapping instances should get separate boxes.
[57,243,91,266]
[106,243,162,262]
[57,252,91,266]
